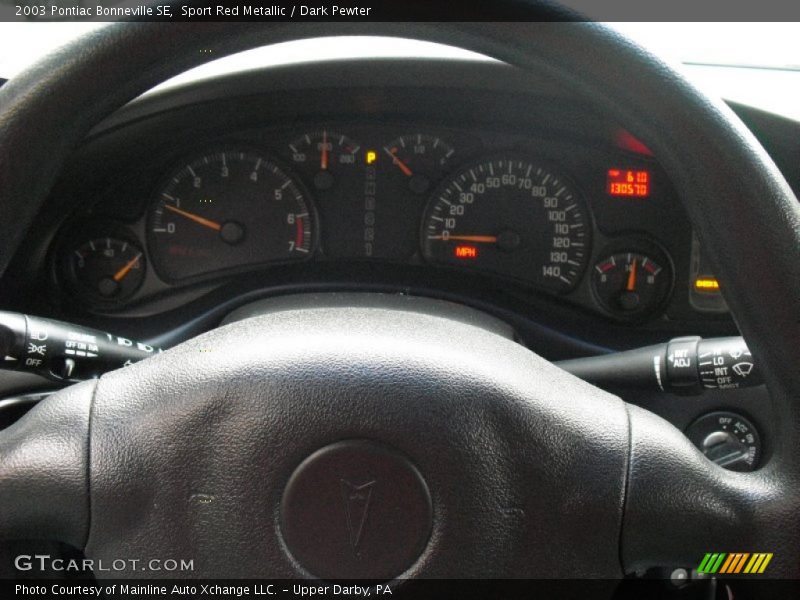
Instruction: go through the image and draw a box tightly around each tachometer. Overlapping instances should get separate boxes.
[147,151,315,281]
[422,157,591,292]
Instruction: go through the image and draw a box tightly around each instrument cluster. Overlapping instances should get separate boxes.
[52,123,702,322]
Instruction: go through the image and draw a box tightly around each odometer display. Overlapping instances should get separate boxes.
[422,158,591,292]
[148,151,315,281]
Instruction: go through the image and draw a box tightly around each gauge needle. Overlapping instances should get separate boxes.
[626,258,638,291]
[321,130,329,171]
[428,234,498,243]
[164,204,222,232]
[113,253,142,282]
[384,147,413,177]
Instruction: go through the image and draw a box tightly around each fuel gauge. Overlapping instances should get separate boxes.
[66,237,145,303]
[592,251,671,319]
[382,133,455,196]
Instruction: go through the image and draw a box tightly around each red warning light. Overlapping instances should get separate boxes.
[614,129,654,156]
[607,169,650,197]
[454,245,478,259]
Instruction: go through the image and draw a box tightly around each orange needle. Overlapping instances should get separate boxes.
[384,147,413,177]
[164,204,222,232]
[113,253,142,282]
[321,130,329,171]
[429,234,498,243]
[626,258,638,291]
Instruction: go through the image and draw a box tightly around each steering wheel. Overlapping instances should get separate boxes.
[1,16,799,584]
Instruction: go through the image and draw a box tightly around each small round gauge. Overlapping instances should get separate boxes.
[686,412,761,472]
[148,150,315,282]
[67,237,145,302]
[289,130,361,190]
[382,133,455,195]
[592,251,671,318]
[422,157,591,292]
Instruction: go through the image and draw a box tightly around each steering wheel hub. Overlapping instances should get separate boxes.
[281,439,432,580]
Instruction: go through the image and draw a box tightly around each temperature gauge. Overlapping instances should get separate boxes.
[66,237,145,302]
[592,251,671,319]
[289,130,361,191]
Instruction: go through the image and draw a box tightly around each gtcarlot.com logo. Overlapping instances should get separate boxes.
[698,552,773,575]
[14,554,194,573]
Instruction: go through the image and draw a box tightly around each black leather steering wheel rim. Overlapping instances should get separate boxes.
[1,15,799,581]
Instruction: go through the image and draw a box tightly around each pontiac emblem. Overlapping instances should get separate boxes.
[340,479,375,550]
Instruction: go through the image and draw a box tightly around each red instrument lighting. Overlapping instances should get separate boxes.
[607,169,650,197]
[454,245,478,259]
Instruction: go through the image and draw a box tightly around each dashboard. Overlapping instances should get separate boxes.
[3,58,799,361]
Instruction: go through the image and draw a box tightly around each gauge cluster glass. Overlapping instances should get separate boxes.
[52,122,686,323]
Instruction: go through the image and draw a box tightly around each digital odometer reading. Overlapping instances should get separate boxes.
[422,158,591,292]
[607,168,650,197]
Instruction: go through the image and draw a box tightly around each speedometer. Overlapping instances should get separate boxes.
[422,157,591,292]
